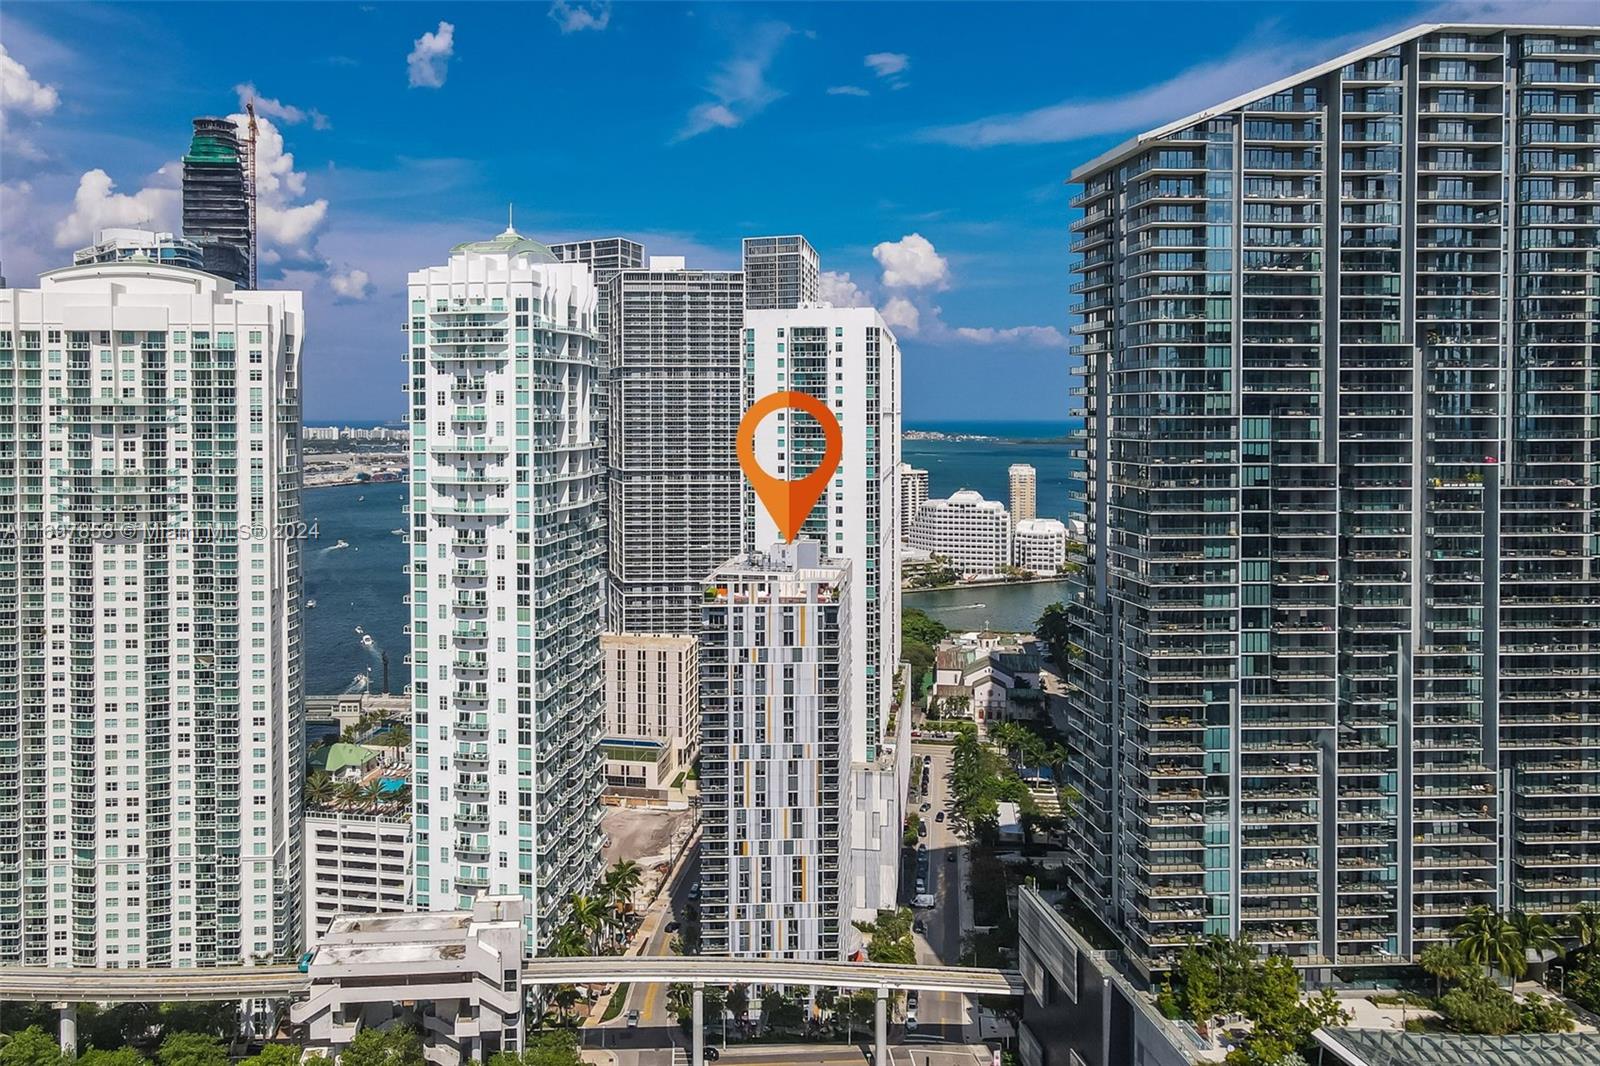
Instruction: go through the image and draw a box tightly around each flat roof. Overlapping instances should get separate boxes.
[1317,1028,1600,1066]
[1070,23,1597,182]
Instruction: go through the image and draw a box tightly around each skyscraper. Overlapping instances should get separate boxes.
[897,463,929,538]
[1062,22,1600,977]
[406,226,605,949]
[744,302,904,919]
[1008,463,1037,524]
[698,542,850,958]
[0,256,305,967]
[607,257,744,633]
[182,117,252,288]
[742,235,819,310]
[744,305,901,763]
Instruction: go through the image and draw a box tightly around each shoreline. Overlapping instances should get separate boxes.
[904,575,1072,594]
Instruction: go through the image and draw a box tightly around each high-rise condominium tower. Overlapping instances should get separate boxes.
[744,306,901,764]
[1008,463,1037,524]
[742,235,819,310]
[699,542,850,958]
[0,256,305,967]
[406,227,605,949]
[73,228,205,272]
[1062,22,1600,977]
[897,463,929,538]
[182,118,252,289]
[744,303,904,919]
[606,257,744,633]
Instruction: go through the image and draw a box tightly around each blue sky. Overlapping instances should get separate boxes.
[1,0,1591,421]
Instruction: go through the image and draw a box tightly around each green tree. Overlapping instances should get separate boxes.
[1512,910,1558,969]
[548,922,586,958]
[1566,902,1600,964]
[155,1033,227,1066]
[1454,906,1526,981]
[854,907,917,966]
[305,770,335,808]
[0,1028,64,1066]
[603,860,644,923]
[567,893,608,954]
[1519,993,1575,1034]
[1419,941,1469,999]
[240,1046,301,1066]
[1034,602,1071,662]
[157,1002,235,1040]
[727,984,750,1021]
[78,1050,145,1066]
[1439,971,1520,1035]
[759,989,805,1033]
[337,1027,423,1066]
[903,608,949,647]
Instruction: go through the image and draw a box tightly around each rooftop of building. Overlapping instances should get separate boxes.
[451,224,559,263]
[1069,22,1600,182]
[601,632,697,650]
[1315,1028,1600,1066]
[1014,517,1067,535]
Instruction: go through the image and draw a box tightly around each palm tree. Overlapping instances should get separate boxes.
[1419,941,1468,998]
[305,771,334,809]
[605,860,644,923]
[334,778,363,809]
[1566,902,1600,964]
[1454,906,1526,981]
[569,893,608,954]
[549,923,586,958]
[1512,910,1559,970]
[550,984,581,1026]
[361,780,387,810]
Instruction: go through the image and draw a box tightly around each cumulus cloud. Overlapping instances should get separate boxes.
[1,42,60,163]
[549,0,611,33]
[53,167,181,248]
[827,85,870,97]
[881,296,921,335]
[818,270,870,308]
[954,324,1068,348]
[675,22,791,142]
[235,83,330,130]
[873,233,948,290]
[408,21,455,89]
[234,112,330,256]
[329,267,372,300]
[864,51,910,89]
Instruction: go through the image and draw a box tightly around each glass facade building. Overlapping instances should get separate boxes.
[1061,23,1600,975]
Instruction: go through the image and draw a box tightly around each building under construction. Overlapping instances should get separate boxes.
[182,117,252,288]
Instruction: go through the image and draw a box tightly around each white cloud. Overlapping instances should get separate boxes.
[548,0,611,33]
[873,233,948,290]
[0,42,60,163]
[329,267,372,300]
[0,42,59,115]
[827,85,869,97]
[954,324,1068,349]
[53,167,180,248]
[231,113,330,255]
[674,22,791,141]
[235,83,330,130]
[865,51,909,90]
[818,270,870,308]
[881,296,920,335]
[408,21,455,89]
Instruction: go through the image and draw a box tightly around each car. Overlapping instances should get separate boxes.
[935,811,945,823]
[626,1009,639,1028]
[665,920,681,933]
[920,802,930,812]
[907,991,919,1012]
[947,850,957,862]
[913,919,926,935]
[918,822,928,838]
[703,1049,720,1062]
[687,883,700,900]
[905,1016,919,1033]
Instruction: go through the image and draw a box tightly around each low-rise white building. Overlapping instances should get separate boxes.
[292,898,526,1066]
[601,632,699,803]
[909,489,1010,577]
[303,812,413,946]
[1013,517,1069,575]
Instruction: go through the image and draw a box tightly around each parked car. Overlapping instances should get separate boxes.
[627,1009,639,1028]
[703,1049,720,1061]
[935,811,945,823]
[913,919,926,935]
[665,920,680,933]
[947,850,957,862]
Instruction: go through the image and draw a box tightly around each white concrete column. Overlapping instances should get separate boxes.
[691,982,705,1066]
[58,1003,78,1058]
[875,986,888,1065]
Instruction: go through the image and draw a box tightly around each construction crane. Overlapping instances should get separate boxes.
[244,98,258,289]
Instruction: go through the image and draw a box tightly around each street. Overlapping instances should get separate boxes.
[906,742,973,1045]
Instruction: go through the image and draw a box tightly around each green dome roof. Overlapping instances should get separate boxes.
[451,226,559,262]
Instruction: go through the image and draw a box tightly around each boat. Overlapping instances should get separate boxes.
[361,634,374,647]
[332,539,349,549]
[358,495,365,501]
[390,528,405,535]
[355,626,364,635]
[306,599,317,609]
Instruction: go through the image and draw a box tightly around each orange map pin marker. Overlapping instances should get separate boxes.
[737,390,843,543]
